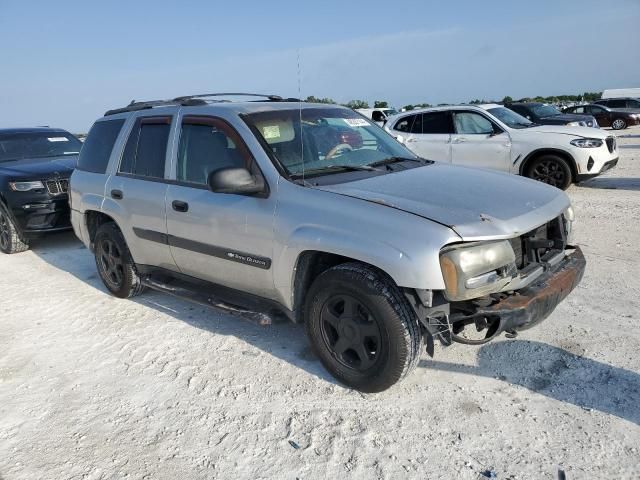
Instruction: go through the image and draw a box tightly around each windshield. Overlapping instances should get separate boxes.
[487,107,534,129]
[244,107,418,177]
[531,104,562,117]
[0,132,82,163]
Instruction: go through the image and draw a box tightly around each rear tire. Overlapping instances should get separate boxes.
[305,262,422,392]
[94,222,144,298]
[611,118,627,130]
[525,154,572,190]
[0,203,29,254]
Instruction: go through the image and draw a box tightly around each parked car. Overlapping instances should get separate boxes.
[385,104,618,190]
[0,127,82,254]
[356,107,398,125]
[564,104,640,130]
[506,102,598,128]
[71,94,585,392]
[595,97,640,111]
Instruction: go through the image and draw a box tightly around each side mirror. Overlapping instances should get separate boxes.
[207,167,264,195]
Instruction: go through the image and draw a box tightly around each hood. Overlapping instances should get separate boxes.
[315,163,570,241]
[0,155,77,179]
[525,124,607,138]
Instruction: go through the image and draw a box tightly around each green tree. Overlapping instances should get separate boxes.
[374,100,388,108]
[502,96,513,104]
[305,96,336,104]
[345,99,369,109]
[402,105,415,111]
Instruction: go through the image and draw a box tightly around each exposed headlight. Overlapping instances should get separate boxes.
[564,206,575,244]
[8,181,45,192]
[570,138,603,148]
[440,240,517,301]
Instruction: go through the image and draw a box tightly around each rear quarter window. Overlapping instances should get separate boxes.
[77,119,125,173]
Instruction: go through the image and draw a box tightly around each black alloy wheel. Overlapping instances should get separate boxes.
[0,210,10,252]
[96,237,125,291]
[526,154,572,190]
[320,294,382,372]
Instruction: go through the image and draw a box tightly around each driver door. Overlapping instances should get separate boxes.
[450,111,511,172]
[164,115,277,298]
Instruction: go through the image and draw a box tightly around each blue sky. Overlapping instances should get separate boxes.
[1,0,639,132]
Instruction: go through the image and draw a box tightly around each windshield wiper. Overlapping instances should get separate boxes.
[290,164,381,179]
[368,156,430,168]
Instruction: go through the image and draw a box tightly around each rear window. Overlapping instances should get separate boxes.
[77,120,125,173]
[119,116,171,179]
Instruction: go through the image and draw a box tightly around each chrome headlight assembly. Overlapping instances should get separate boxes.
[9,181,45,192]
[570,138,603,148]
[439,240,517,301]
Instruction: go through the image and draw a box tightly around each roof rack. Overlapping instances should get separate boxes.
[104,92,300,116]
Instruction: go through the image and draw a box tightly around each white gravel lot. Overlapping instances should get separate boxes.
[1,127,639,480]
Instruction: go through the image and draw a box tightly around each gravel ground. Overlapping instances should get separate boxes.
[1,127,639,480]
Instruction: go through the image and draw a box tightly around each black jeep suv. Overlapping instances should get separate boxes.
[506,102,598,128]
[0,128,82,254]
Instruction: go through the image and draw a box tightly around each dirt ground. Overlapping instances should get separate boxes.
[1,127,639,480]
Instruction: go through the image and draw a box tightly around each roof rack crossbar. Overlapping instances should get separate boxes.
[172,92,283,102]
[104,93,297,116]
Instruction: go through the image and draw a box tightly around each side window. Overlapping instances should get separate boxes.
[627,99,640,108]
[77,119,125,173]
[119,116,171,179]
[608,99,625,108]
[410,114,423,133]
[421,111,453,134]
[573,106,585,114]
[177,116,252,185]
[453,112,494,134]
[590,106,604,114]
[393,114,416,133]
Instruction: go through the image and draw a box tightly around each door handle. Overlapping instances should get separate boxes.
[452,138,466,144]
[407,138,417,143]
[172,200,189,213]
[111,189,123,200]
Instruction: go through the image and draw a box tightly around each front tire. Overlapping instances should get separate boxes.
[611,118,627,130]
[305,263,422,392]
[0,203,29,254]
[94,222,144,298]
[525,154,572,190]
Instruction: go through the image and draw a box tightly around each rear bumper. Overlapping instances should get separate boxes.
[473,246,586,333]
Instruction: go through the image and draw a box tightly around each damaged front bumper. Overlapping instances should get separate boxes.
[413,246,586,351]
[470,245,585,333]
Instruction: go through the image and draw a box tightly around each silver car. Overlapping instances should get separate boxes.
[70,93,585,392]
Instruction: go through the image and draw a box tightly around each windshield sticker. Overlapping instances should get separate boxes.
[343,118,369,127]
[262,125,281,140]
[47,137,69,142]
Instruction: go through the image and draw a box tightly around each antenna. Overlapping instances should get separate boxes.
[297,49,305,183]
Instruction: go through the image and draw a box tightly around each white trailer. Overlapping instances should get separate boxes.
[602,88,640,99]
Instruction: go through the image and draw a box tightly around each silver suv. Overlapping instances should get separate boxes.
[70,93,586,392]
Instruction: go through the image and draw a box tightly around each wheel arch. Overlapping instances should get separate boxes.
[84,210,120,250]
[519,148,578,182]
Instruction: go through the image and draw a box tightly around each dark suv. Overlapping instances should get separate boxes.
[595,97,640,111]
[0,128,82,254]
[506,103,598,128]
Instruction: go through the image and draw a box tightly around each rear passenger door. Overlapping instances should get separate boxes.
[104,115,177,271]
[401,112,453,162]
[165,115,277,298]
[450,111,511,172]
